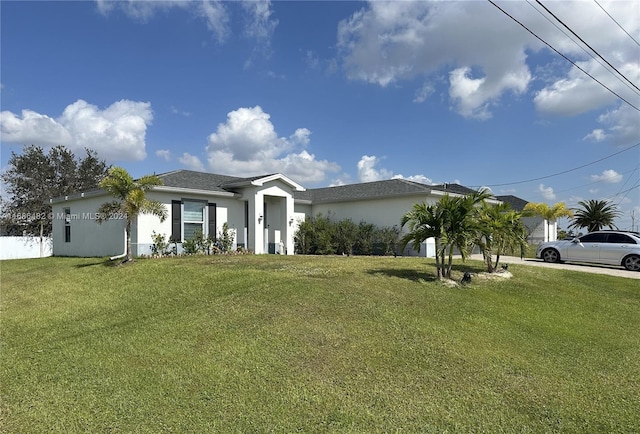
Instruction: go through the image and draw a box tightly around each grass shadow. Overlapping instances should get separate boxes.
[367,259,487,283]
[366,268,438,282]
[74,258,122,268]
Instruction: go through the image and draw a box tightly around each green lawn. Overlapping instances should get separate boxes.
[1,255,638,433]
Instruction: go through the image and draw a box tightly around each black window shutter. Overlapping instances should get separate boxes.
[171,200,182,242]
[208,203,217,241]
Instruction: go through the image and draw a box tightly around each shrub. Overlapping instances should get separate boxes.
[294,215,401,256]
[151,232,175,256]
[218,222,235,253]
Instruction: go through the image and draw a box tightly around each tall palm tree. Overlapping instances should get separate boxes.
[96,167,167,262]
[569,199,621,232]
[523,202,574,242]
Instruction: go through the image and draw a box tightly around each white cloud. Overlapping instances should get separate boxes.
[357,155,393,182]
[170,105,191,117]
[179,152,205,171]
[156,149,171,161]
[0,99,152,161]
[337,1,534,119]
[591,105,640,146]
[336,1,639,121]
[198,0,230,43]
[97,0,277,48]
[289,128,311,146]
[357,155,435,184]
[96,0,195,25]
[591,169,622,184]
[538,183,556,200]
[391,174,433,185]
[583,129,607,142]
[205,106,340,183]
[241,1,277,44]
[413,82,434,103]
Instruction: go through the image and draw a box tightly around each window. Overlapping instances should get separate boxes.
[183,201,205,240]
[64,208,71,243]
[171,200,217,242]
[580,233,607,243]
[606,233,635,244]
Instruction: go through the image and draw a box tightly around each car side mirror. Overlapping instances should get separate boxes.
[571,238,580,243]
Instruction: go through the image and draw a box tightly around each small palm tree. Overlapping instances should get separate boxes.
[523,202,573,242]
[439,189,493,278]
[401,201,446,279]
[474,202,527,272]
[401,189,492,280]
[569,199,621,233]
[97,167,167,262]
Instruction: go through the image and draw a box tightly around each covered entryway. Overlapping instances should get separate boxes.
[229,174,304,254]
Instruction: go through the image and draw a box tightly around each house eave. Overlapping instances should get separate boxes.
[49,189,108,204]
[224,173,306,192]
[152,186,240,198]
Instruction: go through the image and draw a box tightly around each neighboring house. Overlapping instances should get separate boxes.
[495,195,548,243]
[50,170,517,258]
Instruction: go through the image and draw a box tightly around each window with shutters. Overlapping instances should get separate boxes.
[171,200,217,242]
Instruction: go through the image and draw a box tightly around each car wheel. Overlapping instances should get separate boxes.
[622,255,640,272]
[541,248,560,263]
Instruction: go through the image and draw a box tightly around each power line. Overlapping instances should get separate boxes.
[486,0,640,112]
[525,0,640,97]
[471,142,640,188]
[593,0,640,47]
[535,0,640,94]
[611,163,639,204]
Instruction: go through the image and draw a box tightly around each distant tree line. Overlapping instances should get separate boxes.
[294,214,401,256]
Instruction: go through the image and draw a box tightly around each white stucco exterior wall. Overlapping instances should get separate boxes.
[51,194,126,257]
[309,195,436,229]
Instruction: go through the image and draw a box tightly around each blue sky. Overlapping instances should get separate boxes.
[1,1,639,230]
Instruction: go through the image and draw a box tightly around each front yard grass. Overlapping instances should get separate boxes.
[1,255,638,433]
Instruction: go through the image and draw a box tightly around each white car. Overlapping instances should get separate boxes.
[536,231,640,271]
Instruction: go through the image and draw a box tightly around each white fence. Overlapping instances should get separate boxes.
[0,236,53,260]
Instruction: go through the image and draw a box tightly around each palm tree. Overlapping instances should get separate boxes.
[438,189,493,278]
[401,189,492,280]
[569,199,621,232]
[96,167,167,262]
[523,202,573,242]
[401,201,446,279]
[473,202,527,272]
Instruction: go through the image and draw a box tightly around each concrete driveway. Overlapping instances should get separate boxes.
[467,254,640,280]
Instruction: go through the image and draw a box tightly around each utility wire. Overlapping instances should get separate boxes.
[611,163,639,203]
[470,142,640,188]
[486,0,640,112]
[609,181,640,207]
[535,0,640,93]
[593,0,640,47]
[526,0,640,97]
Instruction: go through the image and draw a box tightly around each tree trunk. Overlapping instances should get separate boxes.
[126,220,132,262]
[434,239,443,279]
[493,254,501,271]
[446,245,454,279]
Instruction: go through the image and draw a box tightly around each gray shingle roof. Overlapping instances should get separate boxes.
[294,179,480,203]
[495,195,529,211]
[156,170,250,193]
